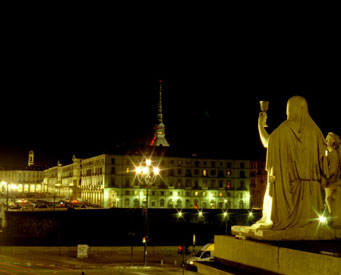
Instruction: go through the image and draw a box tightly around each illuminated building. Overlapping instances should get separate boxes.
[41,153,251,209]
[0,151,45,195]
[42,155,81,200]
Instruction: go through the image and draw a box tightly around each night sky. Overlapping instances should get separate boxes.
[1,18,340,168]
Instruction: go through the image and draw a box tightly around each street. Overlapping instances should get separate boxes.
[0,246,199,275]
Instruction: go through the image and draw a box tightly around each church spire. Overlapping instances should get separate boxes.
[150,80,170,147]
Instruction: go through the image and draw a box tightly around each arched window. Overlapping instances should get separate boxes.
[176,199,182,208]
[160,199,165,208]
[239,200,244,209]
[124,198,130,208]
[185,199,191,208]
[168,199,174,208]
[210,200,216,209]
[133,199,139,208]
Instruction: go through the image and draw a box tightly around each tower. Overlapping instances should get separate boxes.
[150,80,170,147]
[28,150,34,167]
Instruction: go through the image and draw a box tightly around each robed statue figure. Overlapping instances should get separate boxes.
[256,96,327,230]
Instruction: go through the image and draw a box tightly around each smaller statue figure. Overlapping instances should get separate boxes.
[323,132,341,227]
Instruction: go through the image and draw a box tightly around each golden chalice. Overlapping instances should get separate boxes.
[259,100,269,127]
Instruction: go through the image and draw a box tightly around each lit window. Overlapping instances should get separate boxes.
[202,169,207,177]
[219,192,223,197]
[126,167,130,173]
[195,191,198,196]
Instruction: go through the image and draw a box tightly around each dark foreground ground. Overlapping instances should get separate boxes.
[0,246,199,275]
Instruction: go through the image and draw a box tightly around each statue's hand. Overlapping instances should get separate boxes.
[258,112,268,128]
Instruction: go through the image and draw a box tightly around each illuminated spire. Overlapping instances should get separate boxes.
[150,80,170,147]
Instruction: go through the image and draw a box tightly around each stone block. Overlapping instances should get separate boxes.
[77,244,89,258]
[242,239,279,273]
[214,235,243,264]
[279,247,341,275]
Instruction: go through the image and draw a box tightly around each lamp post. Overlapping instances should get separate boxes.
[135,158,159,267]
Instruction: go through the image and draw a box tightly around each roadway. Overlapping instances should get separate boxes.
[0,246,199,275]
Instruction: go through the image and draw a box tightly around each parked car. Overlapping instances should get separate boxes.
[186,243,214,265]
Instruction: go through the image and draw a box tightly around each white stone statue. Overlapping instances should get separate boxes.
[323,132,341,228]
[232,96,338,240]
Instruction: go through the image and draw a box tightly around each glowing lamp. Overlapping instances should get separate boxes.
[142,167,148,174]
[153,167,160,175]
[136,167,142,174]
[319,216,327,224]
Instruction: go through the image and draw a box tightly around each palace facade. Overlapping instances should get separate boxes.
[40,153,251,210]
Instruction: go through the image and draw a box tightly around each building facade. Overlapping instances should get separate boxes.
[249,160,267,209]
[41,153,251,210]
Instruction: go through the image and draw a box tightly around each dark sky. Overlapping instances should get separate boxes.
[1,16,340,168]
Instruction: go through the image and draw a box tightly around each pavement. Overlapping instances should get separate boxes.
[0,246,199,275]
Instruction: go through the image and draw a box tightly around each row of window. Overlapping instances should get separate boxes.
[114,198,246,209]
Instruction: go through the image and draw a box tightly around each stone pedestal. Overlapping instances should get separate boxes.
[214,235,341,274]
[231,222,340,241]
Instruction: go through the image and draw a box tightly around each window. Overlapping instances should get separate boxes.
[169,169,174,176]
[186,169,192,177]
[240,162,245,168]
[133,199,139,208]
[240,171,245,178]
[194,169,199,175]
[194,161,200,167]
[227,162,232,168]
[168,200,173,208]
[226,170,232,177]
[160,199,165,207]
[202,169,207,177]
[186,199,191,208]
[210,170,216,176]
[125,198,130,207]
[202,251,211,258]
[111,158,115,164]
[226,181,231,189]
[218,170,224,178]
[211,161,216,168]
[111,167,115,174]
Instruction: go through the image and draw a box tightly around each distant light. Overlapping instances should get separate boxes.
[177,211,183,218]
[153,167,160,175]
[198,211,203,217]
[136,167,142,174]
[319,216,327,224]
[223,212,228,217]
[248,211,253,217]
[142,167,148,174]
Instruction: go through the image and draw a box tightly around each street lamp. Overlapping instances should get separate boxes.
[135,158,159,267]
